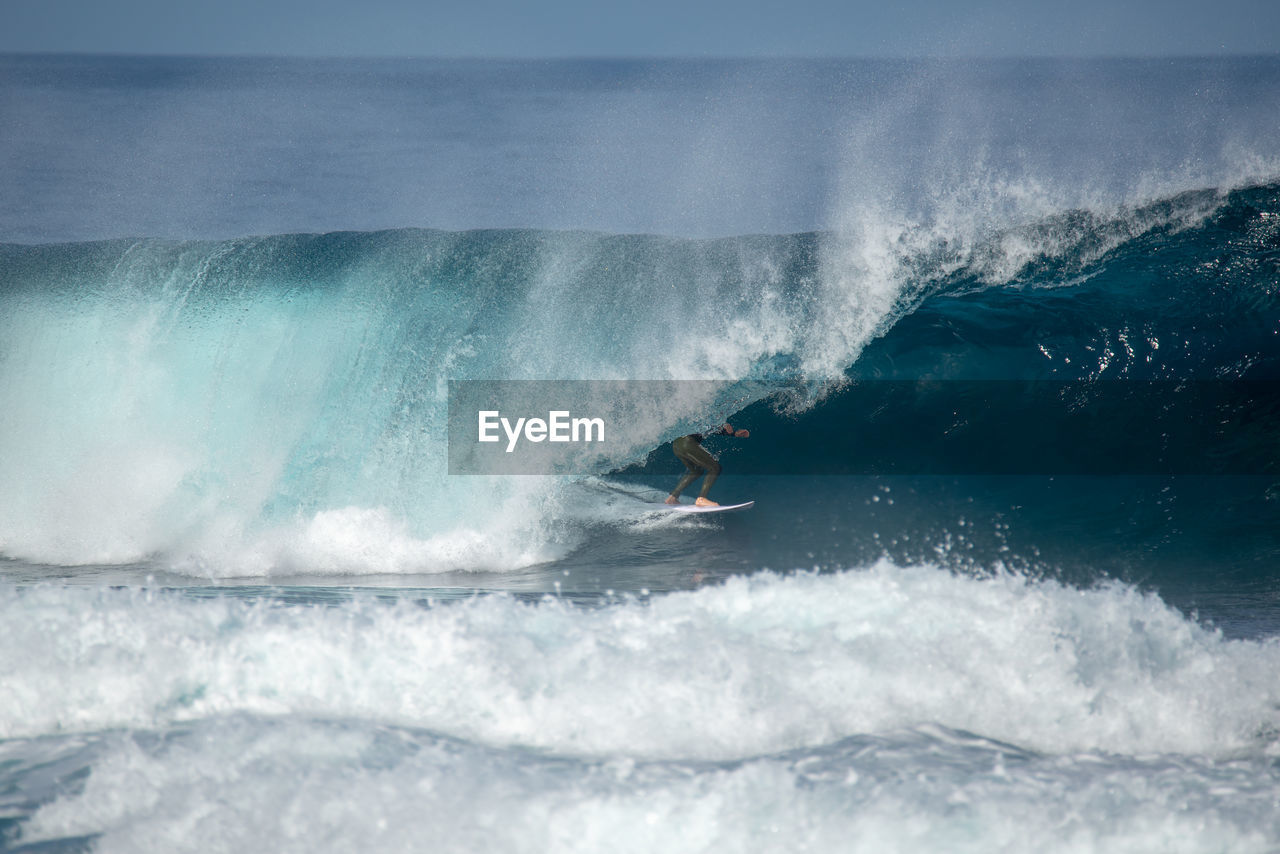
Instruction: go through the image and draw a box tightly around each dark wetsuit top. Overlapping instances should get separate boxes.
[686,425,732,444]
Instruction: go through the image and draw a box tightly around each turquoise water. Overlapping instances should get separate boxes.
[1,55,1279,853]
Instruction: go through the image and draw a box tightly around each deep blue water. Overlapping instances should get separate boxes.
[1,55,1279,853]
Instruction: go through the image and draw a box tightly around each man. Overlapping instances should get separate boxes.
[665,423,750,507]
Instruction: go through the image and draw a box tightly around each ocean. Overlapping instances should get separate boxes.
[1,54,1279,852]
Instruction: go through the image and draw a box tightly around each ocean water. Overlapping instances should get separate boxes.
[2,54,1280,852]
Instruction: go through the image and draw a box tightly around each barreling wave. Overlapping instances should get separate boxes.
[864,182,1280,381]
[647,182,1280,475]
[0,181,1277,575]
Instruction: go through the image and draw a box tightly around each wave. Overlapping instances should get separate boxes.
[0,181,1277,574]
[3,564,1278,758]
[862,183,1280,381]
[11,566,1280,853]
[14,714,1280,854]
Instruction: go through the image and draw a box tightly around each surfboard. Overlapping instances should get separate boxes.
[664,501,754,514]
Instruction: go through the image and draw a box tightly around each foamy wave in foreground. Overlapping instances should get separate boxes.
[4,562,1277,759]
[7,562,1280,853]
[13,715,1278,854]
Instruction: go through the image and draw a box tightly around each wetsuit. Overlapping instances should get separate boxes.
[670,431,724,501]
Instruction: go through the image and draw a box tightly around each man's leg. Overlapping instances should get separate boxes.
[678,442,721,502]
[669,458,702,501]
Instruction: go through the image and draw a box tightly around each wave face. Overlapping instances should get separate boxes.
[0,228,835,571]
[2,183,1279,578]
[863,185,1280,382]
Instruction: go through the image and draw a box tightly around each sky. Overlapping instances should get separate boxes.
[3,0,1279,57]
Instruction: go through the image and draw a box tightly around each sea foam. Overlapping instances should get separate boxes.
[3,562,1276,759]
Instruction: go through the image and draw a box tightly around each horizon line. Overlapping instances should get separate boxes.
[2,48,1278,62]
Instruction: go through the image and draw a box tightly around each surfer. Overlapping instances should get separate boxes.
[665,423,750,507]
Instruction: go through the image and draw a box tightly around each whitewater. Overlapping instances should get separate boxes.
[1,55,1279,852]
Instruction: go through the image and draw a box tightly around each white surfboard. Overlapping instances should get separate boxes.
[664,501,754,514]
